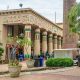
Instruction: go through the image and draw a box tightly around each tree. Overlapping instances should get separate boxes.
[68,3,80,34]
[7,34,32,62]
[16,37,32,54]
[68,2,80,48]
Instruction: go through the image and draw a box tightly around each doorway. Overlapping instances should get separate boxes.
[5,25,24,61]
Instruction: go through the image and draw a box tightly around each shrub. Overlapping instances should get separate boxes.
[46,58,74,67]
[9,60,22,67]
[0,47,4,60]
[0,47,4,56]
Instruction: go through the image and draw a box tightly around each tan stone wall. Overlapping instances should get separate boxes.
[28,12,63,36]
[0,10,63,37]
[57,23,63,29]
[0,8,63,60]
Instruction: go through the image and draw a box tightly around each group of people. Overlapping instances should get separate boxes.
[31,51,54,59]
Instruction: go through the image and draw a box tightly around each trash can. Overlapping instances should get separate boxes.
[34,57,40,67]
[18,53,24,61]
[39,57,44,67]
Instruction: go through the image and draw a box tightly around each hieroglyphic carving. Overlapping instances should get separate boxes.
[2,11,63,36]
[3,14,29,24]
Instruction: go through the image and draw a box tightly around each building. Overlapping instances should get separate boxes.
[56,23,63,29]
[0,8,63,60]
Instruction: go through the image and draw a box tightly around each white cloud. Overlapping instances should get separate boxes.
[77,0,80,2]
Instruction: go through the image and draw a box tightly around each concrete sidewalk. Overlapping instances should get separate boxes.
[0,61,48,74]
[0,66,79,80]
[0,61,52,75]
[0,61,77,75]
[0,61,27,73]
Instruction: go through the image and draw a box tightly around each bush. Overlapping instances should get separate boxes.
[0,47,4,56]
[46,58,74,67]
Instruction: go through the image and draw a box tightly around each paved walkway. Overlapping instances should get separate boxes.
[0,61,46,73]
[0,61,27,72]
[0,66,80,80]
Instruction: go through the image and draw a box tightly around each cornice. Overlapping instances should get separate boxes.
[0,8,63,30]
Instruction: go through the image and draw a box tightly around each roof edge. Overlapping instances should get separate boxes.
[0,8,63,30]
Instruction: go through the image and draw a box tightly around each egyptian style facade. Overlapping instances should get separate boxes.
[0,8,63,60]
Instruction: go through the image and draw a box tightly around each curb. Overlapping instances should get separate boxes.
[0,67,61,75]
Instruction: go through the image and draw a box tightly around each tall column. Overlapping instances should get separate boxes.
[58,36,62,49]
[48,33,53,54]
[53,36,54,49]
[24,24,31,55]
[42,31,47,54]
[54,35,57,49]
[34,28,40,56]
[63,0,76,48]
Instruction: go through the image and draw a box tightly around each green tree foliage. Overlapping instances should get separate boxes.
[68,3,80,34]
[0,44,4,60]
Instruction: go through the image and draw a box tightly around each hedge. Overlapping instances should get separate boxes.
[46,58,74,67]
[0,47,4,56]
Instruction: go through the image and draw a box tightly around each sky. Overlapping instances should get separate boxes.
[0,0,80,23]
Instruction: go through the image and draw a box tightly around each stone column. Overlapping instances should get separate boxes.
[42,31,47,54]
[53,36,54,49]
[58,36,62,49]
[34,28,40,56]
[24,24,31,55]
[48,33,53,54]
[54,35,57,49]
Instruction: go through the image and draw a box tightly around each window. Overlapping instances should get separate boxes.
[18,27,24,37]
[7,25,14,37]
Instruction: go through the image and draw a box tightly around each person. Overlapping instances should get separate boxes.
[40,51,44,58]
[31,51,34,59]
[51,51,54,58]
[45,51,50,59]
[76,54,80,67]
[18,52,24,61]
[18,46,24,61]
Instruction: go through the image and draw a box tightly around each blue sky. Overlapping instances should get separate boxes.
[0,0,80,23]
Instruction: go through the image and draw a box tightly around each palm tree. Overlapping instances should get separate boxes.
[19,3,23,8]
